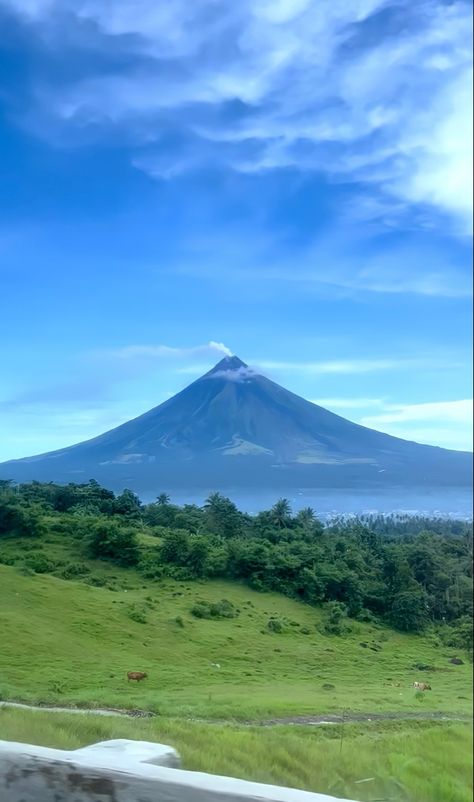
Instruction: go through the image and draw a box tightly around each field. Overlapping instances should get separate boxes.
[0,527,472,802]
[0,706,472,802]
[0,562,472,719]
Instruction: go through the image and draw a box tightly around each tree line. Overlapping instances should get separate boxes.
[0,479,472,649]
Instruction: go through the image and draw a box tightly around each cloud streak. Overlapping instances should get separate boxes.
[255,356,459,375]
[97,341,232,360]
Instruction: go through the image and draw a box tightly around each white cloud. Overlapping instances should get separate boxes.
[99,341,232,360]
[3,0,472,231]
[360,399,473,425]
[309,396,473,450]
[255,356,454,375]
[311,397,385,409]
[359,399,473,451]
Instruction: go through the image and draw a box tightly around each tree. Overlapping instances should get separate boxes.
[388,588,429,632]
[0,502,45,538]
[295,507,323,538]
[156,493,170,506]
[113,489,142,519]
[204,493,243,539]
[160,529,190,566]
[88,521,139,566]
[270,498,292,529]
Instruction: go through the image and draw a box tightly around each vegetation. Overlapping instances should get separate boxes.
[0,554,472,718]
[0,707,472,802]
[0,480,471,640]
[0,479,472,798]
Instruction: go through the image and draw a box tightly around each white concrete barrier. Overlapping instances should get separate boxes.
[0,738,357,801]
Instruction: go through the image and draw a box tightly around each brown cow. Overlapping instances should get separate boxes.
[413,681,431,691]
[127,671,148,682]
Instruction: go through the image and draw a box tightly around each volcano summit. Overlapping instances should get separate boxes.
[0,356,471,493]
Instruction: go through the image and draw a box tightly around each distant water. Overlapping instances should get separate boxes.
[145,487,473,520]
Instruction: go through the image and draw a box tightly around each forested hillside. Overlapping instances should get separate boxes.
[1,479,472,650]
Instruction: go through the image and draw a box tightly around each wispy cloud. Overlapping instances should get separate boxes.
[3,0,472,232]
[254,356,458,375]
[310,396,473,450]
[359,399,473,451]
[99,341,232,360]
[311,397,386,409]
[360,399,473,426]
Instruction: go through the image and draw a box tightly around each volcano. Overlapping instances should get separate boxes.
[0,355,471,493]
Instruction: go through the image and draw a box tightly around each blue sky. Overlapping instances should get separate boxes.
[0,0,472,460]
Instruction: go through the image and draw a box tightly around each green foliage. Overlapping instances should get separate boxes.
[127,604,148,624]
[88,521,139,566]
[1,708,472,802]
[191,598,238,620]
[24,553,60,574]
[440,616,473,659]
[267,617,284,633]
[389,588,429,633]
[321,601,351,635]
[0,502,45,538]
[0,480,471,639]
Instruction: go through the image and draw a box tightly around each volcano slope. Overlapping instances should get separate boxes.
[1,356,471,492]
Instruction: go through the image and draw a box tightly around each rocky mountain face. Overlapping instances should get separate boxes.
[0,356,471,492]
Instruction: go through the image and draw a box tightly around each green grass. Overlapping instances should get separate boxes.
[0,561,472,719]
[0,706,472,802]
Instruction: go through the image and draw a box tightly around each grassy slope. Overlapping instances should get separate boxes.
[0,559,471,719]
[0,707,471,802]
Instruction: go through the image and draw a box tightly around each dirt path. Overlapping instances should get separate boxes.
[1,699,471,726]
[258,711,472,726]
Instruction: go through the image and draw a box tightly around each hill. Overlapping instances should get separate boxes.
[0,562,472,720]
[0,356,471,493]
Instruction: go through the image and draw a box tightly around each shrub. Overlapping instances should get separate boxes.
[191,601,212,619]
[24,553,59,574]
[321,601,351,636]
[84,574,107,587]
[58,562,90,580]
[267,618,284,633]
[175,616,185,628]
[127,605,148,624]
[440,617,473,658]
[191,599,238,620]
[88,522,139,566]
[356,608,377,624]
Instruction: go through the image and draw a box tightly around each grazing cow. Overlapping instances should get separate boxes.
[127,671,148,682]
[413,681,431,691]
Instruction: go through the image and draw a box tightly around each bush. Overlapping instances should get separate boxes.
[191,598,238,620]
[191,602,213,619]
[440,617,473,659]
[321,601,351,636]
[58,562,90,580]
[356,608,377,623]
[267,618,284,633]
[84,574,107,587]
[24,553,59,574]
[127,604,148,624]
[88,522,139,566]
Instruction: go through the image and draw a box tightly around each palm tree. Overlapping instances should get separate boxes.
[296,506,316,529]
[156,492,170,506]
[271,498,292,528]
